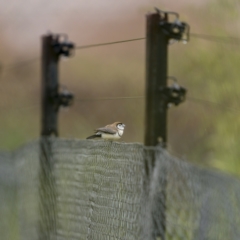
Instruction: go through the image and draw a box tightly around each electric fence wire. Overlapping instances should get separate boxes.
[190,33,240,45]
[2,33,240,72]
[75,37,145,49]
[1,96,240,116]
[76,96,240,115]
[187,97,240,114]
[0,102,40,113]
[75,96,144,101]
[1,57,40,71]
[1,32,240,114]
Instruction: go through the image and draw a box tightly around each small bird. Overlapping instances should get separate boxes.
[86,122,126,140]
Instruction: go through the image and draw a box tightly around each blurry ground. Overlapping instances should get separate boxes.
[1,0,240,175]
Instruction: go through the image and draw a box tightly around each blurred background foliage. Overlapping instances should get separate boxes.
[0,0,240,175]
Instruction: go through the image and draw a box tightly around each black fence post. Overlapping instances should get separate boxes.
[145,9,189,147]
[41,34,74,137]
[144,9,189,240]
[144,11,168,240]
[41,35,60,136]
[145,12,168,147]
[39,33,74,240]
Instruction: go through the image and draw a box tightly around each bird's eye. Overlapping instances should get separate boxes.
[117,123,125,130]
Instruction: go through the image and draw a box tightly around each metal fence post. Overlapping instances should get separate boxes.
[41,35,60,136]
[41,34,74,137]
[144,9,189,240]
[145,8,189,147]
[39,33,74,240]
[145,12,168,147]
[144,11,168,240]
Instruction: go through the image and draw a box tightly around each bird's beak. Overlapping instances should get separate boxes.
[123,124,126,127]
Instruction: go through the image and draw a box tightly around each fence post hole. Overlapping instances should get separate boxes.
[144,8,189,240]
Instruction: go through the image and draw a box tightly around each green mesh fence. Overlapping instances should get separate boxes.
[0,139,240,240]
[143,149,240,240]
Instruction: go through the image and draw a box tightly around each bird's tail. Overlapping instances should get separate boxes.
[86,135,101,139]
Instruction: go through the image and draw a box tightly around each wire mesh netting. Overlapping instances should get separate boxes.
[40,138,144,240]
[0,141,40,240]
[143,149,240,240]
[0,139,240,240]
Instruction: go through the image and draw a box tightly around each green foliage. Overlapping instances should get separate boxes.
[168,0,240,175]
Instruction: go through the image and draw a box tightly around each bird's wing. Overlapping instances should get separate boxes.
[95,127,116,134]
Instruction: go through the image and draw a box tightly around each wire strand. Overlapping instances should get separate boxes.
[190,33,240,45]
[72,95,240,115]
[187,97,240,114]
[76,37,145,49]
[0,103,40,113]
[75,95,235,116]
[75,33,240,50]
[2,57,40,71]
[75,96,144,101]
[2,96,240,115]
[75,95,240,115]
[2,33,240,72]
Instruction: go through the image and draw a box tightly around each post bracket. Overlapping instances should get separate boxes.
[159,77,187,106]
[51,34,75,57]
[155,8,190,43]
[50,86,74,110]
